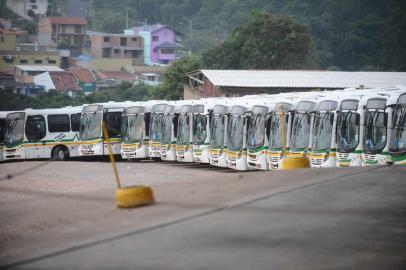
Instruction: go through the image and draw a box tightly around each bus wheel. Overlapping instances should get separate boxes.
[52,146,69,161]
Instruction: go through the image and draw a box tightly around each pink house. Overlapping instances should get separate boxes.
[127,24,183,65]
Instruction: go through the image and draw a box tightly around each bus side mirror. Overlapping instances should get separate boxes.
[186,115,190,125]
[384,113,388,126]
[144,113,150,136]
[330,114,334,125]
[307,114,311,124]
[356,114,360,125]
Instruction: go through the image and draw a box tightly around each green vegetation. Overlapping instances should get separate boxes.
[92,0,406,71]
[0,83,154,110]
[202,13,316,69]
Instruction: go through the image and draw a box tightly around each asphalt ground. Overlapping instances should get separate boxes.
[0,160,405,269]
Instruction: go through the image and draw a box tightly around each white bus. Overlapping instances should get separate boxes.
[192,98,218,163]
[208,100,230,167]
[266,100,295,170]
[247,95,279,170]
[3,106,82,160]
[0,111,13,161]
[226,99,257,171]
[176,103,195,162]
[79,101,132,157]
[308,98,339,168]
[160,101,193,161]
[148,102,169,159]
[120,101,150,159]
[387,91,406,165]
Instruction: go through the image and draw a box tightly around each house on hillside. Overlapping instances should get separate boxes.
[88,32,144,65]
[70,67,97,94]
[6,0,51,20]
[15,65,63,83]
[34,70,81,97]
[39,17,87,50]
[125,24,183,65]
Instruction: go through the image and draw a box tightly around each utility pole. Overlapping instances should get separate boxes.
[126,10,129,29]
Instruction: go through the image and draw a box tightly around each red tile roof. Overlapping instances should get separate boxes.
[49,17,87,25]
[49,71,81,92]
[70,67,96,83]
[99,71,135,81]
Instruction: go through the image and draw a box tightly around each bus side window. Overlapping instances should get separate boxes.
[26,115,46,142]
[70,113,81,132]
[48,114,70,133]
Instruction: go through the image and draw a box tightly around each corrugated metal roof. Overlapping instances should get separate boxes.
[15,65,64,72]
[199,70,406,88]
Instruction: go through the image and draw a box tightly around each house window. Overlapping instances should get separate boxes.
[120,37,127,46]
[152,36,159,42]
[161,48,174,54]
[0,36,3,42]
[48,114,70,132]
[48,59,56,64]
[131,37,137,41]
[114,49,121,54]
[74,25,82,33]
[103,36,110,42]
[34,59,43,64]
[31,4,38,9]
[20,59,29,64]
[30,0,36,3]
[3,56,14,63]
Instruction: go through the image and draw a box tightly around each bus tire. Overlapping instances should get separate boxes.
[51,146,69,161]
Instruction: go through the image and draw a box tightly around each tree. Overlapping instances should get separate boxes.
[202,12,317,69]
[157,54,202,100]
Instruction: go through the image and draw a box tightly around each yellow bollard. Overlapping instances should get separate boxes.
[102,122,155,208]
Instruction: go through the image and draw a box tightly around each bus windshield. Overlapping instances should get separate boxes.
[177,114,190,145]
[269,113,288,149]
[80,112,102,140]
[161,114,173,144]
[290,112,311,150]
[247,114,266,149]
[210,114,225,149]
[337,111,360,151]
[389,105,406,153]
[121,114,143,142]
[193,114,207,144]
[4,113,25,146]
[312,112,334,151]
[149,113,164,142]
[363,110,386,153]
[227,116,244,151]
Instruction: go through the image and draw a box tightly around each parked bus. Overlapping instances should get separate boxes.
[246,98,276,170]
[226,99,257,171]
[266,100,295,170]
[159,102,177,161]
[0,111,12,161]
[308,98,339,168]
[3,106,82,161]
[286,99,318,162]
[148,102,168,159]
[192,98,218,163]
[120,101,149,159]
[386,91,406,165]
[79,101,131,157]
[208,100,230,167]
[176,103,194,162]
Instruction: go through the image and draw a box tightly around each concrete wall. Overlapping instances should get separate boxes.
[76,58,133,71]
[0,33,17,50]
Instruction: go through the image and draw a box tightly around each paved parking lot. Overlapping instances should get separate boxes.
[0,160,405,269]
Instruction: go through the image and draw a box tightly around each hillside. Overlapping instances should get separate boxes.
[91,0,406,71]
